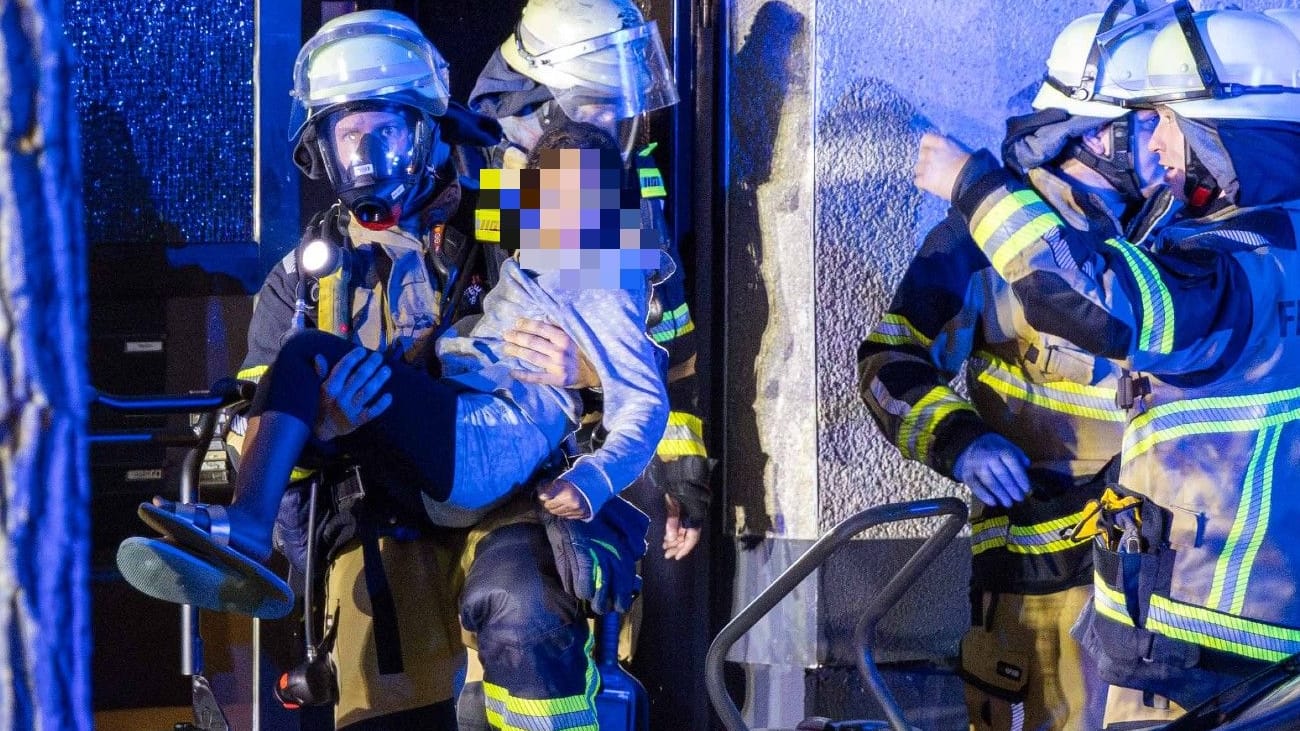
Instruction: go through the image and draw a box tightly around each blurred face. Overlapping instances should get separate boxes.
[1149,105,1188,200]
[482,146,658,288]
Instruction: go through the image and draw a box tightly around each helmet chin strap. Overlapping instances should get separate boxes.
[1065,115,1145,207]
[1182,142,1221,212]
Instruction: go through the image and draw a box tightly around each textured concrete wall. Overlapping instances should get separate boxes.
[723,0,1096,680]
[813,0,1090,535]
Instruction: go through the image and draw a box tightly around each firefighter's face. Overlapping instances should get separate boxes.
[330,109,414,173]
[1149,106,1188,200]
[1130,110,1163,197]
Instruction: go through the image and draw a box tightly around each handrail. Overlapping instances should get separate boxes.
[89,377,254,680]
[705,497,968,731]
[89,377,255,417]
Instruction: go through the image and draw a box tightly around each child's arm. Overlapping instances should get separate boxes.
[542,280,669,520]
[536,479,589,519]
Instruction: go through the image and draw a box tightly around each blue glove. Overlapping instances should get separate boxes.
[953,432,1031,508]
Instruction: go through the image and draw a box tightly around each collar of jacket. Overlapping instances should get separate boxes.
[1027,166,1124,236]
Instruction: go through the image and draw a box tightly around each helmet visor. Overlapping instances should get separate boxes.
[1092,1,1182,101]
[515,21,679,121]
[1101,1,1300,106]
[290,20,450,141]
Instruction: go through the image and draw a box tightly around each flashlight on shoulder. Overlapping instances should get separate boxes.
[295,235,354,337]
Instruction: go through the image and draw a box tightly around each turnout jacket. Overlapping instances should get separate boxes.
[236,153,498,509]
[859,167,1129,595]
[240,170,487,385]
[950,144,1300,663]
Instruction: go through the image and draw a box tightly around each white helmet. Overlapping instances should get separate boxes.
[1264,9,1300,52]
[1141,7,1300,121]
[289,9,451,142]
[499,0,679,122]
[1034,12,1155,118]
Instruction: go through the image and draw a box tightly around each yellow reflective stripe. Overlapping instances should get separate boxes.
[1147,594,1300,663]
[659,302,691,328]
[1005,509,1091,555]
[481,645,599,730]
[657,439,708,459]
[1125,386,1300,458]
[237,365,267,382]
[895,386,977,464]
[639,174,667,198]
[990,213,1062,273]
[1093,572,1134,627]
[589,547,605,595]
[1233,427,1280,615]
[866,313,934,349]
[971,510,1090,556]
[969,186,1066,273]
[973,356,1125,422]
[485,694,506,730]
[1209,425,1281,614]
[317,269,345,335]
[970,515,1009,555]
[481,625,599,731]
[651,319,694,344]
[289,467,315,482]
[637,143,667,198]
[972,189,1042,247]
[657,412,707,458]
[650,302,694,344]
[475,208,501,243]
[1102,238,1174,354]
[480,168,506,189]
[666,412,703,438]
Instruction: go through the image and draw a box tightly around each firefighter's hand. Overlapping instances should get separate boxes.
[313,348,392,442]
[953,433,1031,508]
[538,479,592,520]
[663,494,702,560]
[505,318,601,390]
[915,132,972,202]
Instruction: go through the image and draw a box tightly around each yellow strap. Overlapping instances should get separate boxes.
[318,268,347,336]
[1068,499,1106,543]
[1100,486,1142,526]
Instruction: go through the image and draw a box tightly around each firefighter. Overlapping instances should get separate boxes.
[859,11,1163,730]
[120,11,657,730]
[914,4,1300,725]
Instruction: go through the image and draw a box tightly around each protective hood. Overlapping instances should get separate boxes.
[1178,116,1300,207]
[436,100,505,148]
[468,49,555,120]
[1002,108,1117,177]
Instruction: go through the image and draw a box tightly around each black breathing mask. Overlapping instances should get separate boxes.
[295,101,438,230]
